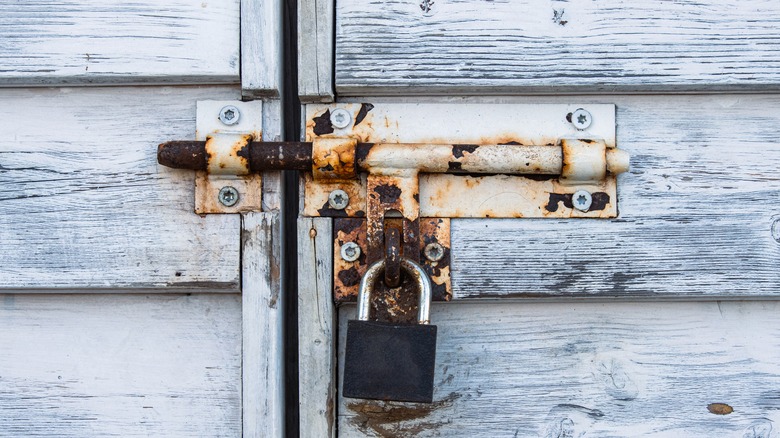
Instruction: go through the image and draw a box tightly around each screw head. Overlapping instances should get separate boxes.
[329,108,352,129]
[424,242,445,262]
[340,242,362,262]
[571,108,592,130]
[328,189,350,210]
[219,105,241,126]
[218,186,240,207]
[572,190,592,212]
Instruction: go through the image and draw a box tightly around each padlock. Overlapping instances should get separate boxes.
[342,257,437,403]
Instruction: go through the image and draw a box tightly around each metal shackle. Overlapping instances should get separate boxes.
[357,257,433,325]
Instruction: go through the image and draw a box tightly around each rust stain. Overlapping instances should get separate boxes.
[420,218,452,301]
[347,393,461,437]
[707,403,734,415]
[312,110,334,136]
[451,144,479,158]
[334,218,368,301]
[355,103,375,126]
[334,218,451,305]
[545,192,610,213]
[374,184,402,204]
[312,138,357,180]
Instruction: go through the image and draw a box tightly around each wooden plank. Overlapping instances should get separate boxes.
[242,212,284,437]
[242,0,282,97]
[298,0,335,102]
[335,0,780,95]
[447,94,780,299]
[0,293,241,436]
[338,301,780,437]
[298,217,337,438]
[0,86,242,291]
[0,0,240,86]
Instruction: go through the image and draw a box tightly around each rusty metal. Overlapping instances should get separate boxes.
[419,218,451,302]
[160,140,629,178]
[312,137,357,180]
[333,218,451,305]
[158,141,312,171]
[194,173,263,214]
[384,227,401,288]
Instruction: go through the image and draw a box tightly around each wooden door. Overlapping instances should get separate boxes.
[296,1,780,436]
[0,1,284,436]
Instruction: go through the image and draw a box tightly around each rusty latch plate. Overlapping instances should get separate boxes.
[334,218,451,304]
[303,103,621,219]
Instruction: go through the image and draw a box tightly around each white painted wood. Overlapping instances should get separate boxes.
[298,217,336,438]
[338,300,780,437]
[298,0,335,102]
[335,0,780,95]
[242,212,284,437]
[242,0,282,97]
[0,293,241,437]
[0,0,240,86]
[0,86,242,291]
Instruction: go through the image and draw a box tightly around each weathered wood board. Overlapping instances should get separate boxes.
[323,95,780,299]
[0,0,240,86]
[298,218,337,438]
[0,86,243,291]
[335,0,780,95]
[0,293,241,437]
[338,301,780,437]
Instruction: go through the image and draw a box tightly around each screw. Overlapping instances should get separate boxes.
[329,108,352,129]
[218,186,240,207]
[572,190,592,212]
[340,242,362,262]
[424,242,445,262]
[219,105,241,126]
[328,189,349,210]
[570,108,592,130]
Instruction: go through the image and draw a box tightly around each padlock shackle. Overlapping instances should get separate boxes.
[357,258,433,325]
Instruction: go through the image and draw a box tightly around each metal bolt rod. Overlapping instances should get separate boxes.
[158,141,630,176]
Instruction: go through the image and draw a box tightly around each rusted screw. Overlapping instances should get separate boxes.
[329,108,352,129]
[570,108,592,130]
[328,189,349,210]
[572,190,592,212]
[218,186,240,207]
[219,105,241,126]
[424,242,445,262]
[340,242,362,262]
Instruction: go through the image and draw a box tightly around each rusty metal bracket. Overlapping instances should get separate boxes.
[334,218,451,322]
[193,101,263,214]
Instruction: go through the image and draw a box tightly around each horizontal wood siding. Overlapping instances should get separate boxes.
[338,301,780,437]
[0,293,241,437]
[0,86,242,290]
[335,0,780,95]
[0,0,239,86]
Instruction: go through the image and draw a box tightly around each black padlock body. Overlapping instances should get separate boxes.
[343,320,437,403]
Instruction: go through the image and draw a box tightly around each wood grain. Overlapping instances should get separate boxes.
[242,212,284,437]
[298,0,335,102]
[335,0,780,95]
[0,0,240,86]
[338,301,780,437]
[242,0,282,97]
[0,86,242,291]
[298,218,337,437]
[0,293,241,437]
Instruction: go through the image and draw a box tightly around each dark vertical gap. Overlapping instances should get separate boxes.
[282,0,301,435]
